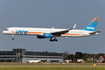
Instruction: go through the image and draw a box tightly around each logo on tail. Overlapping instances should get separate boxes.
[84,17,100,31]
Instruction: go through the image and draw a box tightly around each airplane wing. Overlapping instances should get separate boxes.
[51,24,76,36]
[89,31,101,35]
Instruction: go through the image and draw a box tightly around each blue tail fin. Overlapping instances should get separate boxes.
[84,17,100,31]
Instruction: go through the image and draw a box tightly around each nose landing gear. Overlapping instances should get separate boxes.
[12,34,14,40]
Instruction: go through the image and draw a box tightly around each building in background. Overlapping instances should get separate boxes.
[87,57,93,61]
[0,49,65,63]
[99,56,104,62]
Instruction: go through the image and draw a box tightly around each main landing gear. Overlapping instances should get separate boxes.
[49,37,58,42]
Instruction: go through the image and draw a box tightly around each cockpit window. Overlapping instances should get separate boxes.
[5,29,9,31]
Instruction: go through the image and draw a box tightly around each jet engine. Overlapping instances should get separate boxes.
[37,33,53,39]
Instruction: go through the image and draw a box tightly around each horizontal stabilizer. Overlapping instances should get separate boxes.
[89,31,101,35]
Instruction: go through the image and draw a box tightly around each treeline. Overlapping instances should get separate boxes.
[65,52,105,62]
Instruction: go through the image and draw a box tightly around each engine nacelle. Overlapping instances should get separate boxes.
[44,33,53,38]
[37,33,53,39]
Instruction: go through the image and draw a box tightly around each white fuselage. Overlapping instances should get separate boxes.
[3,27,94,37]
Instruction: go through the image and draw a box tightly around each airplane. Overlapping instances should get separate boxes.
[2,17,101,42]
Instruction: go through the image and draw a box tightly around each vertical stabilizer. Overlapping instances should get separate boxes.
[84,17,100,31]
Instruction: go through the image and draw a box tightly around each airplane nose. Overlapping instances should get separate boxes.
[2,31,4,34]
[2,31,6,34]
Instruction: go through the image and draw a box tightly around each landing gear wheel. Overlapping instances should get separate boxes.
[55,39,58,41]
[53,39,58,41]
[49,39,54,42]
[12,38,14,40]
[12,34,14,40]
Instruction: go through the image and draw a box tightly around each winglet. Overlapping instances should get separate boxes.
[73,23,77,29]
[69,23,77,30]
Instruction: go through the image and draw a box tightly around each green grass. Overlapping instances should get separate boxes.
[0,68,105,70]
[0,65,104,70]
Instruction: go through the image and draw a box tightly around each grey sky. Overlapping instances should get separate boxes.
[0,0,105,54]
